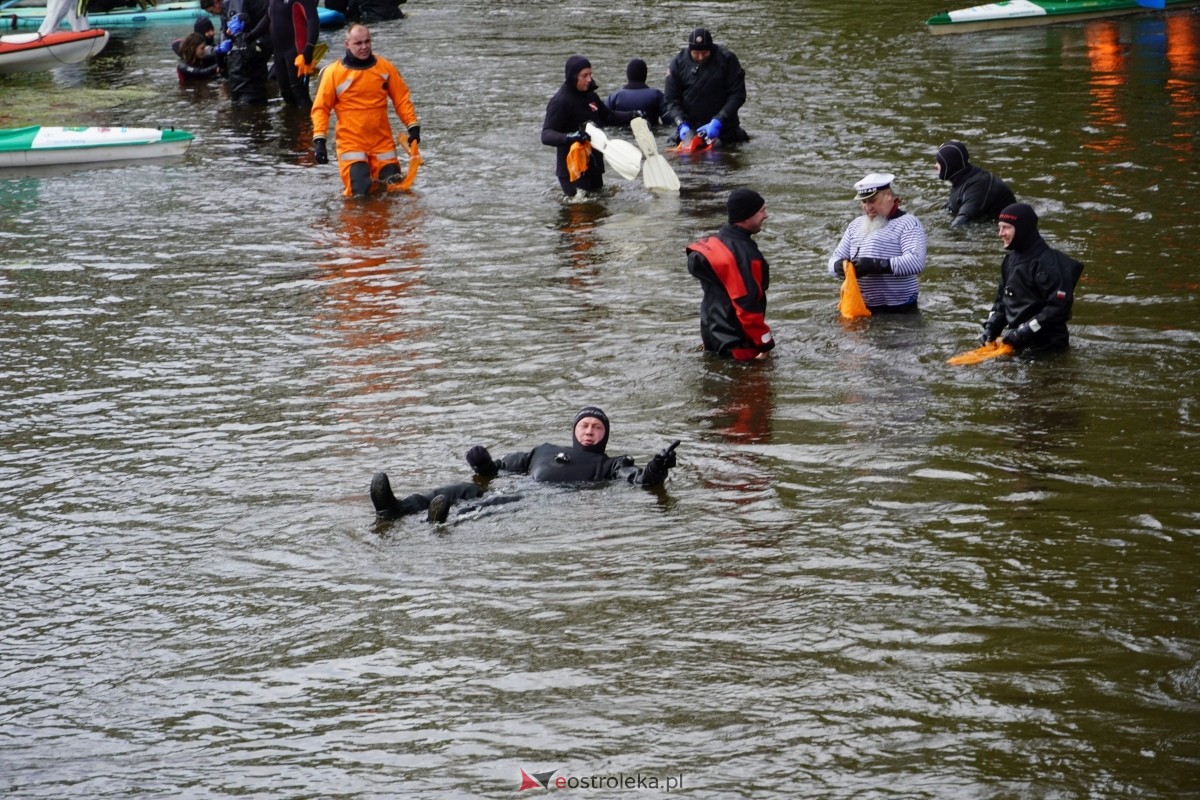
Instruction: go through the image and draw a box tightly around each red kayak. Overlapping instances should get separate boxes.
[0,29,109,74]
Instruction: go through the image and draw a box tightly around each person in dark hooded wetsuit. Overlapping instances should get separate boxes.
[935,140,1017,228]
[541,55,637,197]
[978,203,1084,353]
[370,407,679,523]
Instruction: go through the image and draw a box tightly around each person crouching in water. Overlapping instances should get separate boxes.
[370,407,679,523]
[978,203,1084,353]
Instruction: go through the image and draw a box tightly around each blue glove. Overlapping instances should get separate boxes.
[677,122,693,143]
[227,13,244,35]
[214,38,232,55]
[697,117,722,140]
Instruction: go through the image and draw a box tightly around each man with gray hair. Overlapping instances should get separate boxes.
[828,172,927,313]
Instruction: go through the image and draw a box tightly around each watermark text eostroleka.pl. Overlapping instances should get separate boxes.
[519,767,685,793]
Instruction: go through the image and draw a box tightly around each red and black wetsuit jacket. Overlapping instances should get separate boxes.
[686,224,774,361]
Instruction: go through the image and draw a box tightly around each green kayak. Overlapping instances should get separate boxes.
[926,0,1200,34]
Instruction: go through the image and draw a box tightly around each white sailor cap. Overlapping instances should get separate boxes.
[854,172,895,200]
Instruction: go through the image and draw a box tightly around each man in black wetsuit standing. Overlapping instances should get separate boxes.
[370,406,679,523]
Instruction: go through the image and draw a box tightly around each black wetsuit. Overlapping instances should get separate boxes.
[663,45,748,142]
[224,0,271,106]
[936,141,1016,227]
[606,83,667,126]
[982,236,1084,352]
[488,443,655,485]
[267,0,320,108]
[541,75,633,195]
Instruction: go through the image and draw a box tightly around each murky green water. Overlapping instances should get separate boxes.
[1,1,1197,797]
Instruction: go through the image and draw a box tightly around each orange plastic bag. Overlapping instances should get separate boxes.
[387,140,422,192]
[566,141,592,182]
[946,340,1015,365]
[838,260,871,319]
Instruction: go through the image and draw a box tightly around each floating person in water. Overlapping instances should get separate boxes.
[370,406,679,523]
[935,140,1017,228]
[977,203,1084,353]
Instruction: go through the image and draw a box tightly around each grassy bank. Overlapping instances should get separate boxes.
[0,77,155,128]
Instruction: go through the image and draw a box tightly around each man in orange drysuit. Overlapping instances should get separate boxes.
[310,23,421,196]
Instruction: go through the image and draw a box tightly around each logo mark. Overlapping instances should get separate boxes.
[519,768,559,791]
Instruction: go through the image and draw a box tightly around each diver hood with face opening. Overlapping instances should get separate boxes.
[571,406,610,453]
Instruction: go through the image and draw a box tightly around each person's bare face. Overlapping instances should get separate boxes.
[574,417,606,447]
[346,27,372,60]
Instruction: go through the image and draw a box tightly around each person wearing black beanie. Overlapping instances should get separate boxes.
[369,407,680,523]
[976,203,1085,353]
[605,58,667,126]
[684,188,774,361]
[935,139,1017,228]
[541,54,637,197]
[664,26,750,145]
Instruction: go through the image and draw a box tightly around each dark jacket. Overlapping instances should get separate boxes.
[946,164,1016,227]
[541,78,629,182]
[488,444,661,486]
[686,224,773,360]
[983,237,1084,351]
[606,83,667,126]
[663,45,748,140]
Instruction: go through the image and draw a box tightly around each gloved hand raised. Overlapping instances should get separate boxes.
[466,445,498,477]
[642,440,680,486]
[851,256,892,276]
[696,117,722,140]
[313,138,328,164]
[226,13,245,36]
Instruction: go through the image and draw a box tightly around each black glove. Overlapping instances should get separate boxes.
[834,260,847,278]
[851,257,892,276]
[632,109,646,119]
[407,125,420,145]
[313,138,328,164]
[642,440,680,486]
[979,313,1003,345]
[466,445,498,477]
[565,130,589,144]
[1002,323,1031,348]
[302,42,314,65]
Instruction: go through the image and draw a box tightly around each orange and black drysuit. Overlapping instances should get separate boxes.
[311,50,418,196]
[686,224,774,361]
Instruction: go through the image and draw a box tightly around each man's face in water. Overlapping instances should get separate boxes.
[574,417,606,448]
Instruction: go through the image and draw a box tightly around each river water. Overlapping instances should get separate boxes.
[1,1,1198,797]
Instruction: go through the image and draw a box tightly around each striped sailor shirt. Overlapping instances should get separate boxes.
[827,211,927,309]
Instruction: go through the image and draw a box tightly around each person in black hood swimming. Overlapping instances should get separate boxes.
[977,203,1084,353]
[541,55,638,197]
[935,140,1017,228]
[370,406,679,523]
